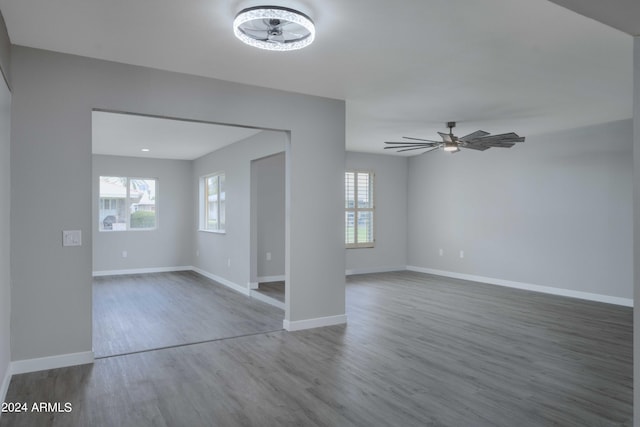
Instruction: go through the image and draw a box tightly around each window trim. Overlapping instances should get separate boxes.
[199,171,226,234]
[345,170,375,249]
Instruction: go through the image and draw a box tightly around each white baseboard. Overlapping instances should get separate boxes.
[250,290,285,310]
[406,266,634,307]
[92,266,192,277]
[283,314,347,331]
[192,267,250,296]
[257,275,285,283]
[1,364,11,409]
[249,281,259,290]
[345,266,406,276]
[11,351,94,376]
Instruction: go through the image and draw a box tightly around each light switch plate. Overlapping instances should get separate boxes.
[62,230,82,247]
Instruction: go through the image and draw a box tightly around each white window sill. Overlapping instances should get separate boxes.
[99,228,157,233]
[199,229,226,235]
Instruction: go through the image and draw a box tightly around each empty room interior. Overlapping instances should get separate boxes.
[0,1,638,426]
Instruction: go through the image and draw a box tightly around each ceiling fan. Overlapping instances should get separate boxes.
[384,122,525,154]
[233,6,315,51]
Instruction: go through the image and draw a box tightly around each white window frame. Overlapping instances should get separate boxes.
[345,170,375,249]
[199,171,226,233]
[98,176,158,232]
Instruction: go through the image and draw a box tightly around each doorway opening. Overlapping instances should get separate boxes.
[91,110,288,358]
[249,152,286,309]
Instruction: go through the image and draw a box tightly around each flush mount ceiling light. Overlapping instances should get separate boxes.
[233,6,315,51]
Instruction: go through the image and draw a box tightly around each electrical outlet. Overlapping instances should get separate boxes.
[439,248,443,256]
[227,258,231,267]
[460,250,464,259]
[122,250,128,258]
[266,252,271,261]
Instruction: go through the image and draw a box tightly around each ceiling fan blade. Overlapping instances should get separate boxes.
[385,141,437,145]
[482,141,516,148]
[268,33,286,43]
[459,130,490,141]
[242,20,269,31]
[242,28,266,36]
[437,132,452,143]
[402,136,441,143]
[498,137,525,143]
[473,133,524,144]
[461,143,490,151]
[240,28,270,40]
[397,146,441,152]
[420,146,441,154]
[384,145,434,150]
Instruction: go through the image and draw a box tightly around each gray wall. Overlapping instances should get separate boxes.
[193,131,285,289]
[0,55,10,399]
[10,46,345,361]
[253,152,285,280]
[345,152,408,273]
[0,9,9,401]
[632,36,639,427]
[408,119,633,300]
[92,155,193,273]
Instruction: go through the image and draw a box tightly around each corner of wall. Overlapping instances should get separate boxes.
[0,10,11,89]
[0,365,11,411]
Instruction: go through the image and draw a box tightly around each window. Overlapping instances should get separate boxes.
[200,172,226,232]
[345,171,374,248]
[99,176,157,231]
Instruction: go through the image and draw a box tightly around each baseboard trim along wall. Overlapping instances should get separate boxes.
[345,266,406,276]
[406,266,634,307]
[257,275,285,283]
[11,351,95,376]
[250,290,285,310]
[191,267,250,296]
[283,314,347,331]
[92,266,192,277]
[93,266,253,297]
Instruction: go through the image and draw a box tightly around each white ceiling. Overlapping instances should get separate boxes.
[92,111,262,160]
[0,0,634,156]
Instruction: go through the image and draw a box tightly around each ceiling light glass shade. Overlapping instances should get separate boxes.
[233,6,315,51]
[443,141,458,152]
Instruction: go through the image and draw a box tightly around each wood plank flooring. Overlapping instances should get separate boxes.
[2,271,632,426]
[93,271,284,357]
[256,281,285,303]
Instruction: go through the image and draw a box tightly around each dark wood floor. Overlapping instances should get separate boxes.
[2,271,632,426]
[93,271,284,357]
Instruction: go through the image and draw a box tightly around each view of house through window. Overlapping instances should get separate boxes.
[99,176,157,231]
[201,172,226,232]
[345,171,374,248]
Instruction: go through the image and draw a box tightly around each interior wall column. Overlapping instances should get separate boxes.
[633,35,639,427]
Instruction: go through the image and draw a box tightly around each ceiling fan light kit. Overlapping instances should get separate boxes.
[443,143,458,152]
[384,121,525,155]
[233,6,315,51]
